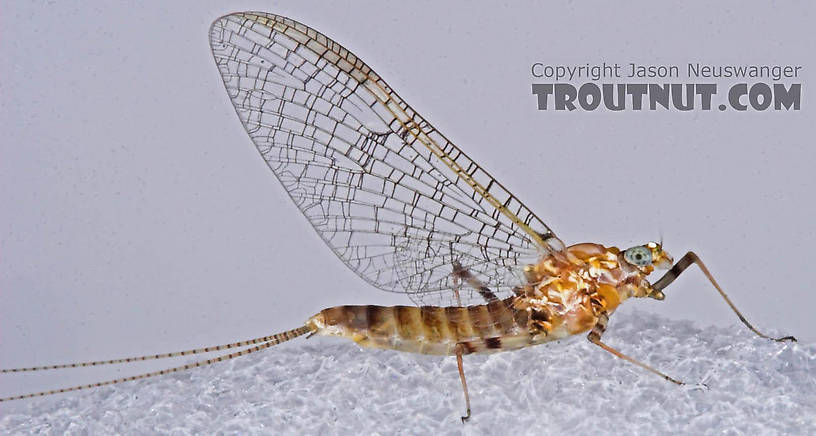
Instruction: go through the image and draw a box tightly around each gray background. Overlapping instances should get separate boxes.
[1,1,813,405]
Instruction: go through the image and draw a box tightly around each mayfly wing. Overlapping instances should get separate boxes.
[209,12,564,307]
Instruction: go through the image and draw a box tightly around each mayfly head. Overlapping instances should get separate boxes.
[622,242,673,300]
[623,242,672,270]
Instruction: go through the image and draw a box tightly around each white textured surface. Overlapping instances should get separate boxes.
[1,311,813,434]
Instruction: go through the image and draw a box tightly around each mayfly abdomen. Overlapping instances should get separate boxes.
[307,298,555,355]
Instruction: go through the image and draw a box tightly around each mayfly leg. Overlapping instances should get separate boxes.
[451,260,499,303]
[454,343,471,423]
[587,312,688,385]
[447,242,464,306]
[451,261,464,307]
[451,274,463,307]
[651,252,796,342]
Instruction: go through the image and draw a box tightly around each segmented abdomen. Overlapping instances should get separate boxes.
[307,297,560,355]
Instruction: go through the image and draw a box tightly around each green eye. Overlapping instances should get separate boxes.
[624,246,652,267]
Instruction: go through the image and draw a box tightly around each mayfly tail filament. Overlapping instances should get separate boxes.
[0,325,313,402]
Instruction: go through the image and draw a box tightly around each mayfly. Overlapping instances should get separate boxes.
[1,12,795,420]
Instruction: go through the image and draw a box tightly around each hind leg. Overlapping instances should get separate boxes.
[455,343,471,422]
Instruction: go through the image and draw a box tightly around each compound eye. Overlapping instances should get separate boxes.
[624,246,653,267]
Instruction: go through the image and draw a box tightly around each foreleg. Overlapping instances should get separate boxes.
[652,252,796,342]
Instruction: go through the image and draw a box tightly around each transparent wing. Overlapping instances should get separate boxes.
[209,12,564,307]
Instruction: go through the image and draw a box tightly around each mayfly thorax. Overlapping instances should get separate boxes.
[0,11,795,421]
